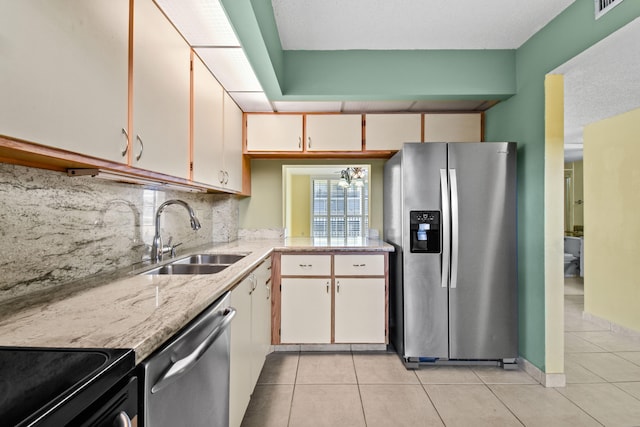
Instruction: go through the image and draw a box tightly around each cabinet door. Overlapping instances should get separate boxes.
[335,278,386,343]
[229,276,253,427]
[365,114,422,151]
[250,259,272,388]
[424,113,482,142]
[133,0,191,178]
[281,278,331,343]
[223,92,244,192]
[306,115,362,151]
[0,0,129,163]
[192,54,224,186]
[246,115,303,151]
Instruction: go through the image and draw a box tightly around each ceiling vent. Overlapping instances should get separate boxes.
[595,0,624,19]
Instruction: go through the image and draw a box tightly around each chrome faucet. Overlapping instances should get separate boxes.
[151,199,201,263]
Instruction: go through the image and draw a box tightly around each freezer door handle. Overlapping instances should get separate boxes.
[440,169,450,288]
[449,169,459,289]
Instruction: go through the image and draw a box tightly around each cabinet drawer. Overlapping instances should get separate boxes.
[334,254,384,276]
[281,254,331,276]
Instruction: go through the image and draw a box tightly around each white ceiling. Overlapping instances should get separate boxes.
[552,16,640,162]
[272,0,576,50]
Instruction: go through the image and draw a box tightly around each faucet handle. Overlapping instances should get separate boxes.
[170,242,183,258]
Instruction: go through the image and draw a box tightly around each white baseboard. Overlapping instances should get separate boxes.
[518,357,566,388]
[583,312,640,336]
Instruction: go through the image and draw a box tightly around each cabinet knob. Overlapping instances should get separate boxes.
[308,136,312,148]
[298,136,302,149]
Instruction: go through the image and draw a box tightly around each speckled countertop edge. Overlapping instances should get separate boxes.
[0,239,393,364]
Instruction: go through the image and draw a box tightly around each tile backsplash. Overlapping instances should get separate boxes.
[0,163,239,302]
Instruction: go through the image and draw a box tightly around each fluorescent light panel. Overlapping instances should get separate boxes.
[229,92,273,112]
[154,0,240,46]
[196,47,263,92]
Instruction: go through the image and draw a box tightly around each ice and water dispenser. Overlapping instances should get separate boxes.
[410,211,440,253]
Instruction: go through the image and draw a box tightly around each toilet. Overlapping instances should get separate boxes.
[564,236,582,277]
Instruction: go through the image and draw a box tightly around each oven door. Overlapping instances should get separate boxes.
[72,376,138,427]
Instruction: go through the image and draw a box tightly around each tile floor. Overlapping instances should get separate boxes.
[242,277,640,426]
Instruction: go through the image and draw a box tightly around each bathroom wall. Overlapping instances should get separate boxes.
[564,160,584,232]
[0,163,239,303]
[584,106,640,332]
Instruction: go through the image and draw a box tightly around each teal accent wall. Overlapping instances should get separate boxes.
[485,1,640,370]
[282,50,515,100]
[220,0,285,95]
[222,0,515,101]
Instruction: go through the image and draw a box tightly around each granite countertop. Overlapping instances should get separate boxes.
[0,238,392,364]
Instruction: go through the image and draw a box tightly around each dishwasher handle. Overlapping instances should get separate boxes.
[151,307,236,394]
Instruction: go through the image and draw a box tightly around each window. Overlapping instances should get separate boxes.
[311,178,368,238]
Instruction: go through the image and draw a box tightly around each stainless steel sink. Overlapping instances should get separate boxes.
[142,253,246,275]
[172,254,245,265]
[145,264,229,275]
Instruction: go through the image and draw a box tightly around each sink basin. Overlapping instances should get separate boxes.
[145,264,229,275]
[172,254,245,265]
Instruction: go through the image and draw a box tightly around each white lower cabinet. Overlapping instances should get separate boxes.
[229,275,252,427]
[229,258,272,427]
[280,278,332,344]
[278,253,387,345]
[250,259,272,388]
[334,278,386,343]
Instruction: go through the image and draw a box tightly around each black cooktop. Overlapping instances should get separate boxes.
[0,347,134,427]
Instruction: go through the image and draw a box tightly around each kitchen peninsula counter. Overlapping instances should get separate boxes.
[0,238,392,363]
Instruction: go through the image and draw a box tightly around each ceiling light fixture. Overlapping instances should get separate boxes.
[338,167,366,188]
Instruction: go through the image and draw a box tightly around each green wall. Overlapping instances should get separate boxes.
[484,2,640,370]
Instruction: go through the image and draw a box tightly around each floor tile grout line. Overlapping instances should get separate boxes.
[610,382,640,403]
[286,350,301,427]
[484,383,526,426]
[351,351,369,427]
[418,379,447,426]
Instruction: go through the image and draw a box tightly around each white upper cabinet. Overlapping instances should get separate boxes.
[365,114,422,151]
[305,115,362,151]
[223,93,244,192]
[132,0,191,178]
[192,54,224,186]
[246,115,303,151]
[0,0,129,163]
[424,113,482,142]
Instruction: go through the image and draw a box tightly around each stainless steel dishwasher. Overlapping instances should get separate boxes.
[139,292,236,427]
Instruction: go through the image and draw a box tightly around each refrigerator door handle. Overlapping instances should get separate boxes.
[440,169,450,288]
[449,169,459,289]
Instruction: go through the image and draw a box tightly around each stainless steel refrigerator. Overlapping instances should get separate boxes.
[384,142,518,368]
